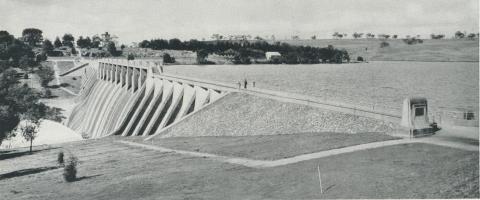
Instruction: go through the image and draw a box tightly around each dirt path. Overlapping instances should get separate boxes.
[118,136,478,168]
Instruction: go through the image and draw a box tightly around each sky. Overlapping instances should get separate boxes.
[1,0,478,44]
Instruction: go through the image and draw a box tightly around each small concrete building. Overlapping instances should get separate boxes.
[265,52,281,61]
[401,97,432,135]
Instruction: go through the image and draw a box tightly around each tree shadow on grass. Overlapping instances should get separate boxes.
[0,147,60,161]
[0,166,61,180]
[75,174,103,181]
[48,83,70,89]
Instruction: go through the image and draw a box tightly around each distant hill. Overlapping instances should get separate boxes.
[277,39,479,62]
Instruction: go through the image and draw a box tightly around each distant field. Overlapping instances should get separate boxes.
[277,39,479,62]
[0,138,477,199]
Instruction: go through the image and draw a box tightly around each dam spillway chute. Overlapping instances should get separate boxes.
[67,59,230,138]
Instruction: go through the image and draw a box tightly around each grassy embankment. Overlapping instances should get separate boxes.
[280,39,479,62]
[55,61,82,94]
[0,137,477,199]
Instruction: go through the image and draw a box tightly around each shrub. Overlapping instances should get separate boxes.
[402,38,423,45]
[81,132,89,139]
[43,88,52,98]
[57,151,64,166]
[357,56,364,62]
[380,41,389,48]
[127,54,135,60]
[37,65,55,87]
[63,155,78,182]
[163,53,175,63]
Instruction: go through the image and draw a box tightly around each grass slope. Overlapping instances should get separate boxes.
[279,39,479,62]
[147,132,398,160]
[0,138,477,199]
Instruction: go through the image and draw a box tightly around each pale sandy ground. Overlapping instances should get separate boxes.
[0,120,82,149]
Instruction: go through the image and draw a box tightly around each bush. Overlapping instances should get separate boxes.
[163,53,175,63]
[37,65,55,87]
[63,155,78,182]
[57,152,64,166]
[127,54,135,60]
[357,56,364,62]
[402,38,423,45]
[380,41,389,48]
[43,88,52,98]
[81,132,89,139]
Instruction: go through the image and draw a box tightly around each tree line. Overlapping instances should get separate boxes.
[139,39,350,64]
[0,29,62,149]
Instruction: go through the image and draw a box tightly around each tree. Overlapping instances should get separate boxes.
[196,49,209,64]
[19,55,36,73]
[0,105,19,146]
[0,31,14,45]
[37,64,55,87]
[454,31,465,39]
[127,54,135,60]
[91,35,101,48]
[211,34,223,40]
[139,40,150,48]
[42,39,54,54]
[332,32,339,39]
[19,119,40,152]
[393,35,398,39]
[430,34,445,39]
[467,33,476,40]
[54,37,62,48]
[311,35,316,40]
[76,36,92,48]
[62,34,75,48]
[255,36,264,40]
[22,28,43,47]
[353,32,363,39]
[380,41,390,48]
[163,53,175,63]
[105,42,119,56]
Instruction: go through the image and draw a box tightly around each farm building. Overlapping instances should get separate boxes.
[265,52,281,60]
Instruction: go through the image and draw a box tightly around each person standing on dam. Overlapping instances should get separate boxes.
[244,79,248,89]
[238,81,241,89]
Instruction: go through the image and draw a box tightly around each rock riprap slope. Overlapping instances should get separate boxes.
[161,93,400,138]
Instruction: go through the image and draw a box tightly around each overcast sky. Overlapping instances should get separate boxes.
[1,0,478,44]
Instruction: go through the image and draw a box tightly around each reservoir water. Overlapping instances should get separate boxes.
[164,61,479,116]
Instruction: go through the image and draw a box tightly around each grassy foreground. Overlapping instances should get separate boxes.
[0,136,477,199]
[147,132,398,160]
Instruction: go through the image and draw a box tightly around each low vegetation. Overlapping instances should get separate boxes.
[63,154,78,182]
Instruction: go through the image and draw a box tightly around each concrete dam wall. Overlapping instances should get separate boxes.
[68,59,412,140]
[67,59,228,138]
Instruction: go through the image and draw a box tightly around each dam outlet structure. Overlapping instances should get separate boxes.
[67,59,229,138]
